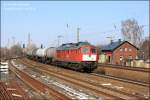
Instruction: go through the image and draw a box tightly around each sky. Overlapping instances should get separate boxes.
[1,1,149,48]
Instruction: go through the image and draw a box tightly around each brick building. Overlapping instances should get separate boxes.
[101,39,138,65]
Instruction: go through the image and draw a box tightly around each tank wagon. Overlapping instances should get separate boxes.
[26,42,99,72]
[35,47,56,63]
[26,49,37,59]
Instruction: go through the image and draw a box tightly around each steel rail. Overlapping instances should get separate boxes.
[9,60,69,100]
[19,59,143,100]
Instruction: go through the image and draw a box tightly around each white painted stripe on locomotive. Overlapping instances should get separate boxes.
[82,55,96,61]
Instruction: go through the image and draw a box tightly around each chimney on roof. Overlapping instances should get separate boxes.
[111,40,113,44]
[118,39,121,43]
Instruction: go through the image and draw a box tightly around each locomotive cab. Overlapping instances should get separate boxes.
[81,46,98,72]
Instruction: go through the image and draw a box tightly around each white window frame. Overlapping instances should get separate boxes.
[129,48,132,52]
[120,56,123,61]
[129,56,132,59]
[120,48,122,51]
[125,48,127,52]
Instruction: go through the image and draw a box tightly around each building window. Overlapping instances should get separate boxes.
[120,48,122,51]
[120,56,123,61]
[129,48,132,52]
[125,48,127,52]
[129,55,132,59]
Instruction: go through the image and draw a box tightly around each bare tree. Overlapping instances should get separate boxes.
[27,43,37,51]
[0,47,10,59]
[121,18,144,47]
[140,38,150,60]
[10,43,23,57]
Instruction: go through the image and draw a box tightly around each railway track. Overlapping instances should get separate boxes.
[21,58,150,87]
[97,63,150,85]
[98,63,150,72]
[91,73,150,87]
[18,58,149,99]
[0,76,31,100]
[8,60,69,100]
[0,82,15,100]
[17,59,120,99]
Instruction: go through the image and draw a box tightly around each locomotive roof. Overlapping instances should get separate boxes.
[57,42,91,50]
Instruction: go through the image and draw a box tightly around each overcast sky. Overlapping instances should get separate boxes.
[1,1,149,48]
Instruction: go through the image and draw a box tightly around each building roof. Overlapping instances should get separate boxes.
[101,40,138,52]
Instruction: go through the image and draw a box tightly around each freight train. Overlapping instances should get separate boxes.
[26,42,99,72]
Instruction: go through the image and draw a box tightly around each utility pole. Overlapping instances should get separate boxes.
[66,24,69,43]
[7,38,10,59]
[12,36,15,46]
[28,33,31,48]
[77,27,80,43]
[7,38,10,48]
[20,41,22,46]
[57,35,63,47]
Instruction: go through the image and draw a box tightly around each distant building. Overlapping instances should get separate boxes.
[100,39,138,65]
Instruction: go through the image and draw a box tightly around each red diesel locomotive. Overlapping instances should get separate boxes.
[55,42,99,72]
[27,42,99,72]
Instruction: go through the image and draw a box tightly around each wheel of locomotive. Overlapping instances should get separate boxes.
[83,64,93,73]
[84,67,92,73]
[67,63,73,70]
[75,63,84,72]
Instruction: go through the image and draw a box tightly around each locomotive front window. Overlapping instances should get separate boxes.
[82,48,88,54]
[91,48,96,54]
